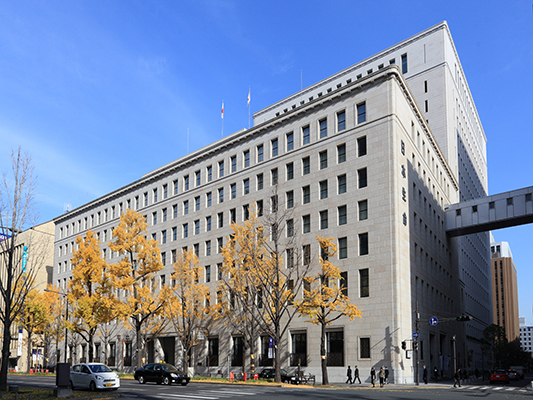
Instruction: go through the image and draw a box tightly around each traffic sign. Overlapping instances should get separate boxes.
[429,317,438,326]
[413,332,419,338]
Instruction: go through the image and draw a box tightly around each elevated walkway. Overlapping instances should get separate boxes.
[445,186,533,237]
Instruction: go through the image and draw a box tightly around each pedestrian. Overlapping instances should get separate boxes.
[370,367,376,387]
[346,365,353,384]
[353,365,361,384]
[379,367,385,387]
[433,366,438,382]
[454,368,461,388]
[423,365,428,384]
[384,366,389,384]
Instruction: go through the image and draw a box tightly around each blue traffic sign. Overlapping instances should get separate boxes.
[413,332,419,338]
[429,317,438,326]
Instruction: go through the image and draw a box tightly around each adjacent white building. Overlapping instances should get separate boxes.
[53,21,491,382]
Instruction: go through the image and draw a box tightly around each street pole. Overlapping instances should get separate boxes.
[415,302,420,386]
[44,288,69,364]
[452,335,457,375]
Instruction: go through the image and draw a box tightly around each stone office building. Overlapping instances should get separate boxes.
[53,21,491,382]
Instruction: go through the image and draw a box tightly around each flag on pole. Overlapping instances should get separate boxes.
[247,88,251,107]
[221,101,224,119]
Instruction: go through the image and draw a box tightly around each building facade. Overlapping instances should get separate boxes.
[53,21,491,382]
[491,238,519,342]
[519,318,533,355]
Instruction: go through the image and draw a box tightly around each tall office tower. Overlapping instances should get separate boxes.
[53,22,491,381]
[491,238,519,342]
[519,318,533,355]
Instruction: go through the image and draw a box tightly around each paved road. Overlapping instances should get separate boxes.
[7,375,533,400]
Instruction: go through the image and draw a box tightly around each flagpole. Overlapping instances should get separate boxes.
[187,128,189,153]
[221,101,224,137]
[247,87,251,129]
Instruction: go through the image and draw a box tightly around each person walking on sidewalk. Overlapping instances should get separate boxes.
[384,366,389,384]
[379,367,385,387]
[353,365,361,384]
[370,367,376,387]
[433,366,439,382]
[454,368,462,388]
[423,365,428,384]
[346,365,353,384]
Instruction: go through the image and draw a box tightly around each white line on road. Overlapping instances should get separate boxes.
[492,386,503,390]
[155,394,218,400]
[204,390,259,395]
[479,386,492,390]
[505,387,516,391]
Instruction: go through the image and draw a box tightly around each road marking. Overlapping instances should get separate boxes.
[158,394,218,400]
[467,386,478,390]
[492,386,503,390]
[505,387,516,391]
[479,386,492,390]
[204,390,258,395]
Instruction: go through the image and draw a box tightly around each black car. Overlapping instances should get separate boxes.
[258,368,299,384]
[134,363,190,386]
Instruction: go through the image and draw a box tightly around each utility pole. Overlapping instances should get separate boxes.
[414,302,420,385]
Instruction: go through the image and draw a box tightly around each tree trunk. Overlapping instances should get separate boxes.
[0,320,12,391]
[136,318,143,369]
[26,330,33,373]
[321,322,328,385]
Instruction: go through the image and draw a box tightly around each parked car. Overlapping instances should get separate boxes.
[489,370,510,384]
[134,363,190,386]
[507,370,520,381]
[257,368,299,384]
[70,363,120,391]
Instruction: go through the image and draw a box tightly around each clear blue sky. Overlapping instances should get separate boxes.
[1,1,532,323]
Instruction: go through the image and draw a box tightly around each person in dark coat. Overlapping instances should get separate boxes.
[353,365,361,384]
[384,366,389,384]
[423,365,428,384]
[346,365,353,384]
[454,368,461,388]
[370,367,376,387]
[433,366,439,382]
[379,367,385,387]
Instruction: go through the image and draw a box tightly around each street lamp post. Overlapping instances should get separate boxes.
[44,288,69,363]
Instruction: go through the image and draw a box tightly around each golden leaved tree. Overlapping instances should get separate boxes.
[42,284,66,364]
[295,236,362,385]
[108,209,166,369]
[17,289,50,372]
[220,205,312,383]
[68,230,116,363]
[166,249,213,372]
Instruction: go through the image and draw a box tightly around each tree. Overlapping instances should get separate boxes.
[0,148,41,391]
[166,249,213,372]
[295,236,362,385]
[108,209,166,369]
[67,230,116,363]
[42,284,65,365]
[220,203,312,383]
[483,324,507,369]
[17,289,50,372]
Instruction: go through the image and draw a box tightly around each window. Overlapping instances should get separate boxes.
[183,223,189,238]
[218,188,224,203]
[218,212,223,228]
[173,180,179,195]
[163,184,168,199]
[338,205,347,225]
[257,173,264,190]
[338,174,346,194]
[172,227,177,241]
[320,150,328,169]
[358,200,368,220]
[357,103,366,124]
[195,196,200,211]
[207,165,213,182]
[319,118,327,138]
[243,150,250,168]
[183,200,189,215]
[231,183,237,199]
[326,331,344,366]
[302,156,310,175]
[271,168,278,185]
[303,244,311,265]
[360,337,370,358]
[206,216,212,231]
[230,208,236,223]
[271,138,278,157]
[153,188,158,203]
[152,212,157,225]
[257,144,264,162]
[286,162,294,180]
[337,110,346,131]
[358,168,367,188]
[357,136,367,156]
[287,219,294,237]
[339,238,347,259]
[340,271,348,296]
[144,192,148,207]
[320,180,328,199]
[359,233,369,255]
[302,185,310,204]
[196,171,201,187]
[217,238,223,253]
[287,132,294,151]
[337,144,346,163]
[206,192,212,207]
[206,240,211,256]
[257,200,264,217]
[320,210,328,230]
[194,220,200,235]
[401,53,408,74]
[243,179,249,195]
[162,230,167,244]
[303,215,310,233]
[205,266,211,283]
[184,175,189,191]
[271,195,278,213]
[286,191,294,208]
[360,269,369,297]
[302,126,310,145]
[193,243,199,256]
[231,155,237,173]
[219,160,225,178]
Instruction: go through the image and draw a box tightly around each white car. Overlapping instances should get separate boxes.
[70,363,120,391]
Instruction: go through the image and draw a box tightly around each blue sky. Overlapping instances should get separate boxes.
[1,1,532,323]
